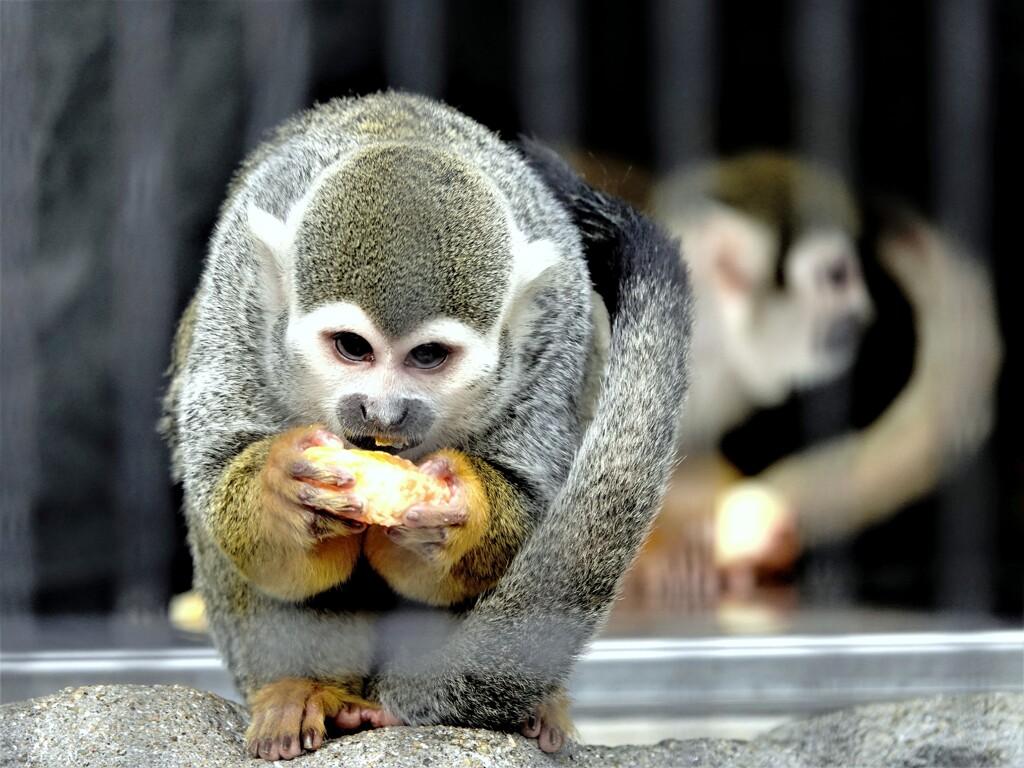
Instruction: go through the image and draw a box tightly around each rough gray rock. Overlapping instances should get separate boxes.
[0,686,1021,768]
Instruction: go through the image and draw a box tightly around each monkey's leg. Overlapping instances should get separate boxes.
[210,425,368,601]
[219,604,384,762]
[246,677,381,761]
[363,449,531,607]
[519,685,577,753]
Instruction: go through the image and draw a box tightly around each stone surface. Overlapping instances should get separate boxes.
[1,686,1021,767]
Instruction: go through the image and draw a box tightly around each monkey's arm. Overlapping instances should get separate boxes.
[205,425,369,601]
[364,449,531,606]
[168,302,368,602]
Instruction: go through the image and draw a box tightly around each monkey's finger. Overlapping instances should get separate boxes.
[296,427,348,451]
[289,458,355,488]
[297,485,363,515]
[333,703,363,731]
[539,723,565,753]
[417,455,456,481]
[521,714,542,738]
[400,503,468,529]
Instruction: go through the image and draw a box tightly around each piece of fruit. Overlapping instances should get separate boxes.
[169,589,209,635]
[303,446,451,526]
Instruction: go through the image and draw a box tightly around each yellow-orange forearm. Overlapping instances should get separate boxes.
[209,431,362,601]
[364,449,530,606]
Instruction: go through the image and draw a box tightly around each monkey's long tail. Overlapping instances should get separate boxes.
[372,140,693,729]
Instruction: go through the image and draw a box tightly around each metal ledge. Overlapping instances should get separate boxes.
[3,617,1021,718]
[568,630,1024,716]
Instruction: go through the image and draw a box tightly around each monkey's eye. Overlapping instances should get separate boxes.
[406,343,449,370]
[826,261,851,289]
[334,332,374,362]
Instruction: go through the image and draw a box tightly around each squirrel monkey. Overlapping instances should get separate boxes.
[628,153,1000,607]
[161,92,691,760]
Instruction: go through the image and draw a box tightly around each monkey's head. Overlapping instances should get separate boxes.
[247,143,559,455]
[654,153,874,407]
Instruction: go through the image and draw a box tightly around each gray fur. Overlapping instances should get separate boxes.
[295,144,511,336]
[162,91,690,730]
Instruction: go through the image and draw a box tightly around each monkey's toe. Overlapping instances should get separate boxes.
[520,687,575,754]
[248,730,302,761]
[247,677,376,760]
[246,694,305,761]
[248,725,306,761]
[253,733,303,761]
[520,714,565,753]
[301,726,323,752]
[361,706,405,728]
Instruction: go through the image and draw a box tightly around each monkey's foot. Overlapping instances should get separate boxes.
[246,677,375,761]
[520,687,576,754]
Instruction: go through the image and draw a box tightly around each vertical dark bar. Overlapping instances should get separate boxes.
[933,0,992,252]
[243,0,313,151]
[112,0,176,616]
[0,0,41,615]
[517,0,581,145]
[932,0,995,613]
[791,0,858,605]
[651,0,716,171]
[384,0,446,98]
[791,0,856,178]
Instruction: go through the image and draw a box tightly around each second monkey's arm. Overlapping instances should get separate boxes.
[364,449,533,606]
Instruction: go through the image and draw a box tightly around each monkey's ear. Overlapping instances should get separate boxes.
[246,203,293,310]
[691,209,770,298]
[510,237,560,294]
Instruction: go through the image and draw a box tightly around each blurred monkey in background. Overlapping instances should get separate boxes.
[610,152,1003,609]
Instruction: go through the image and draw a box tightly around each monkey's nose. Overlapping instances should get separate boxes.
[360,401,409,429]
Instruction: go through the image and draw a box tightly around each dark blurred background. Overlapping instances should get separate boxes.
[1,0,1021,622]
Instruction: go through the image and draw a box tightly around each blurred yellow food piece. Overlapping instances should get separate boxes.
[714,482,792,567]
[169,589,208,634]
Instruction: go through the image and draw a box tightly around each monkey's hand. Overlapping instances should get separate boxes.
[364,450,529,606]
[380,455,469,559]
[211,425,369,600]
[270,427,373,534]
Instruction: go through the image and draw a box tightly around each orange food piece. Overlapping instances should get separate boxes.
[303,446,451,526]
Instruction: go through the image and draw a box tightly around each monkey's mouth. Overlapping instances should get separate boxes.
[822,314,865,356]
[347,434,417,456]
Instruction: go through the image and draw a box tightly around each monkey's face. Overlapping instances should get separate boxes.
[687,208,873,406]
[725,227,873,405]
[781,230,874,384]
[247,144,563,454]
[282,301,501,457]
